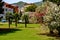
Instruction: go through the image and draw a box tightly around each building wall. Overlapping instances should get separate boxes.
[4,3,19,13]
[0,2,19,19]
[3,5,13,14]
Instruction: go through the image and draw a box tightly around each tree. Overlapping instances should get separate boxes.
[43,0,60,6]
[35,2,47,23]
[6,12,13,28]
[0,16,3,21]
[21,12,29,28]
[14,13,19,28]
[0,0,2,2]
[35,1,60,35]
[42,2,60,34]
[25,4,37,12]
[14,10,23,27]
[0,0,4,14]
[19,10,22,17]
[18,10,22,20]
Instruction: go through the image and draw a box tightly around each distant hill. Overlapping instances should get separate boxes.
[34,1,43,6]
[13,1,42,8]
[13,1,26,8]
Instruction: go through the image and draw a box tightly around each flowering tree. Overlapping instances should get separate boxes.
[43,2,60,34]
[36,1,60,34]
[35,2,48,23]
[43,0,60,6]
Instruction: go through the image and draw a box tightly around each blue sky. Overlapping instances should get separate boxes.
[3,0,42,4]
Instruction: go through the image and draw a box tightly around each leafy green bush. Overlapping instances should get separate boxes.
[25,4,37,12]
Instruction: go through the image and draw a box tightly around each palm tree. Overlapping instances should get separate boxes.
[21,13,29,28]
[14,13,18,28]
[24,15,29,28]
[6,12,13,28]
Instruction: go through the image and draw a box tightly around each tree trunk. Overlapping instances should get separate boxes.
[9,22,10,28]
[58,32,60,35]
[25,19,27,28]
[50,30,54,34]
[25,23,27,28]
[15,19,17,28]
[8,18,10,28]
[56,27,60,35]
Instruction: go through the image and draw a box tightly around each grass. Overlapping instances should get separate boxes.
[0,23,40,28]
[0,22,59,40]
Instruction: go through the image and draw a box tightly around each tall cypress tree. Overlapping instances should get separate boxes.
[0,0,4,14]
[0,0,4,21]
[0,0,2,2]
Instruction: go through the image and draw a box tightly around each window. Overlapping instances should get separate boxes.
[5,9,7,11]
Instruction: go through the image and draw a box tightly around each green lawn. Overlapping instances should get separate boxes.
[0,23,59,40]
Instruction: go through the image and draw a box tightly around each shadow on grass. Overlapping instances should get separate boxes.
[37,33,60,40]
[0,28,22,35]
[0,24,4,26]
[37,32,60,37]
